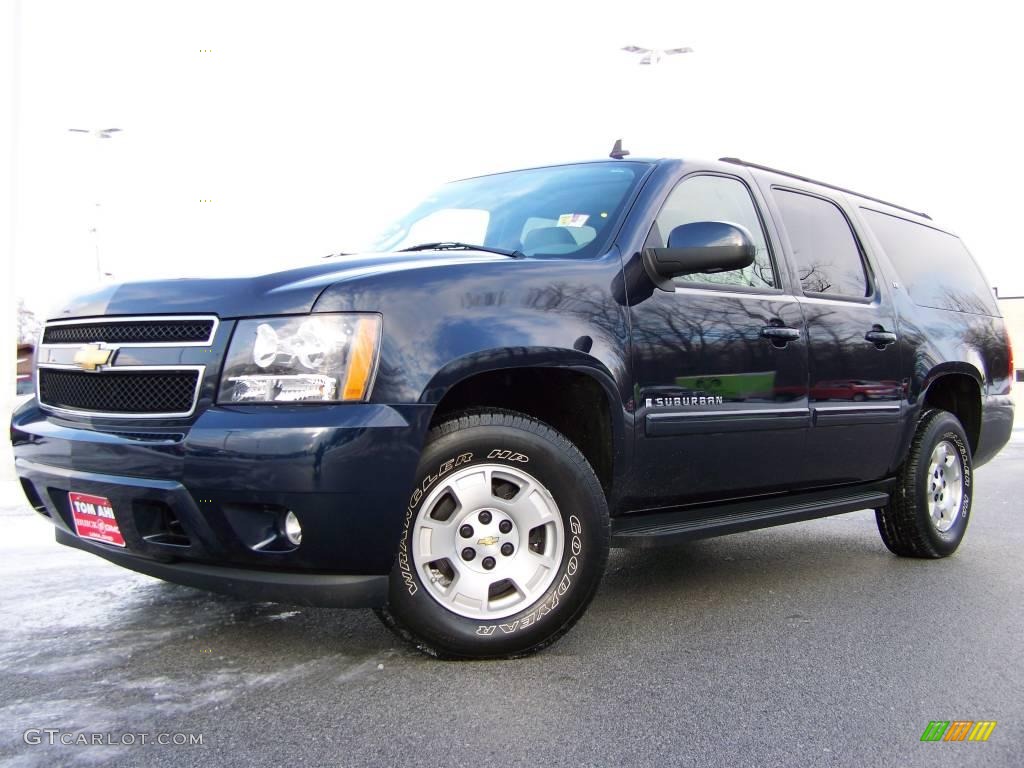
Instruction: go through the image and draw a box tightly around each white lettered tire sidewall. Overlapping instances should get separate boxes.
[382,411,609,658]
[916,416,973,555]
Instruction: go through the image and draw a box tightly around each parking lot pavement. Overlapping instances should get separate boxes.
[1,435,1022,768]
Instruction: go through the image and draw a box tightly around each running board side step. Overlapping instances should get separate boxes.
[611,489,891,548]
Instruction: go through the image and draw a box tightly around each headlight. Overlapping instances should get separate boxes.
[218,314,381,404]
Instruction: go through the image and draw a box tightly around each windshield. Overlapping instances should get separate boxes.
[362,162,651,258]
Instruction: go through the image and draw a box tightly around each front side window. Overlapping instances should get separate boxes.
[773,189,869,298]
[362,162,651,258]
[649,175,776,289]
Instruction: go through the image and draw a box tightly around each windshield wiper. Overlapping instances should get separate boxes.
[397,242,523,258]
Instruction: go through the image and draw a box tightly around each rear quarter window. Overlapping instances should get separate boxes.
[860,208,998,316]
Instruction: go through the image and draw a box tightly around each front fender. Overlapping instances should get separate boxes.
[422,346,622,404]
[418,346,633,507]
[311,250,633,405]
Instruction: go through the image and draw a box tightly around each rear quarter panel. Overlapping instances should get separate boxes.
[847,204,1013,468]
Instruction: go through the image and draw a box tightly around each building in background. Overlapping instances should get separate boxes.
[16,343,35,396]
[998,296,1024,397]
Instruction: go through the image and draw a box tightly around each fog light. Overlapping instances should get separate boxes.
[283,510,302,546]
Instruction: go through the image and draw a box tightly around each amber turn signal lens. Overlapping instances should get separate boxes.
[342,316,380,401]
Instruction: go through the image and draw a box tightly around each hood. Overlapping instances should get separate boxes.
[48,251,507,320]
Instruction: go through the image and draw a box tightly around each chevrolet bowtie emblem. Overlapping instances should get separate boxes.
[477,536,499,547]
[73,343,113,371]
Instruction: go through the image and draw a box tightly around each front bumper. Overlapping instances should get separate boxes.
[12,399,433,607]
[55,527,387,607]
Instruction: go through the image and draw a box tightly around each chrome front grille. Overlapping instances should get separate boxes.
[37,315,217,419]
[42,317,216,345]
[38,369,201,416]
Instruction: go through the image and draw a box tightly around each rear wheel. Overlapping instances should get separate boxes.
[377,410,610,658]
[876,409,972,558]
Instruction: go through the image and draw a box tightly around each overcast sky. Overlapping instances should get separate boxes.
[12,0,1024,318]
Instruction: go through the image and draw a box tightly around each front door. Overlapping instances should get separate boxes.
[628,173,810,508]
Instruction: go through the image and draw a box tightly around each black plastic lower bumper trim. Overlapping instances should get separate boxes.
[56,529,389,608]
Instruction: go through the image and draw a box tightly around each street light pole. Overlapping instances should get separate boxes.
[617,44,694,155]
[620,45,694,66]
[68,127,121,282]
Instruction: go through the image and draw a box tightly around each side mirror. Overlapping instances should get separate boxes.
[643,221,756,291]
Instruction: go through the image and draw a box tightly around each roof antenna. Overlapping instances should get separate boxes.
[609,139,630,159]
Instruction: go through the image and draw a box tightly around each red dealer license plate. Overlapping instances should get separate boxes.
[68,492,126,547]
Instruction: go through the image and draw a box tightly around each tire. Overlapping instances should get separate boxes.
[377,409,610,659]
[875,409,972,558]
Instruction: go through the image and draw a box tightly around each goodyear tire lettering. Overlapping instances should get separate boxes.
[473,546,573,637]
[943,430,972,520]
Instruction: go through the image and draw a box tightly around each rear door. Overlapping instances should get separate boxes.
[757,180,904,485]
[629,172,810,507]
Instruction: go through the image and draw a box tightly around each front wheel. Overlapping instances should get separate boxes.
[377,410,610,659]
[875,409,973,558]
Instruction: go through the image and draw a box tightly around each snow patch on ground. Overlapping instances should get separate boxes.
[265,610,302,621]
[1,482,396,766]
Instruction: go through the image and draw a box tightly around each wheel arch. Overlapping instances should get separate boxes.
[422,349,628,501]
[918,366,984,455]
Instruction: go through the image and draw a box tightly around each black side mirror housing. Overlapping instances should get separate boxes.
[642,221,756,291]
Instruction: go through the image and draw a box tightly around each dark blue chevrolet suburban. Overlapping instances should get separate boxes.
[11,155,1014,658]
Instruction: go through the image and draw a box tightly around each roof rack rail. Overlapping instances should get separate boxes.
[719,157,931,220]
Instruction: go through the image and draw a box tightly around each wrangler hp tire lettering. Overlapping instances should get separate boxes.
[876,409,973,558]
[377,409,610,659]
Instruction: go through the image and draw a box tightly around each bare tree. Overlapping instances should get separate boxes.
[17,300,41,345]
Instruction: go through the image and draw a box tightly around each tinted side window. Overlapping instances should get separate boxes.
[651,175,776,289]
[773,189,869,298]
[860,208,998,316]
